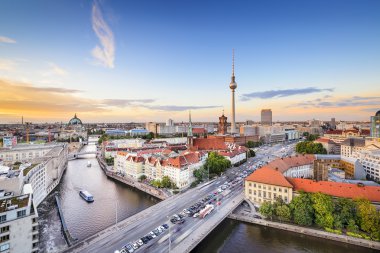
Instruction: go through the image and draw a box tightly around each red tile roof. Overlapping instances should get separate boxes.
[325,130,343,135]
[245,167,293,188]
[315,138,331,144]
[192,138,227,151]
[265,155,315,173]
[361,129,370,136]
[287,178,380,202]
[166,152,200,168]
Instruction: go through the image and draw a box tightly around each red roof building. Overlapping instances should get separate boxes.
[265,154,315,174]
[192,138,227,151]
[287,178,380,203]
[245,167,293,188]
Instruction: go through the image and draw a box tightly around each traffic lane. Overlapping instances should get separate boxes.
[104,180,227,253]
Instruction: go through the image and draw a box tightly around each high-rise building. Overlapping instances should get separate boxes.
[218,111,228,135]
[370,110,380,138]
[229,50,237,134]
[330,118,336,129]
[261,109,272,125]
[166,119,174,127]
[187,111,193,147]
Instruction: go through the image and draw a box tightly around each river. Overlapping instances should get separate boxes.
[38,140,159,252]
[38,139,376,253]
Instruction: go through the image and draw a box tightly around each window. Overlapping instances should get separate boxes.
[284,189,288,193]
[273,187,276,191]
[249,183,252,187]
[0,235,9,243]
[284,196,288,202]
[17,210,26,218]
[263,191,266,198]
[248,189,252,194]
[268,192,271,198]
[268,186,271,190]
[263,186,266,190]
[258,190,262,197]
[254,183,256,187]
[0,226,9,233]
[258,185,261,189]
[279,188,282,192]
[254,190,256,196]
[0,215,6,223]
[273,193,277,198]
[0,243,10,252]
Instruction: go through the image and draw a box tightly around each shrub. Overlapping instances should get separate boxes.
[324,227,342,235]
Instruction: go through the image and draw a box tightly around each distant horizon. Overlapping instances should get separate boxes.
[1,0,379,123]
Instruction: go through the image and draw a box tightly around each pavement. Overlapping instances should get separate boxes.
[61,142,298,253]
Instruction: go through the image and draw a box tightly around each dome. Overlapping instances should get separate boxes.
[376,110,380,117]
[68,114,82,125]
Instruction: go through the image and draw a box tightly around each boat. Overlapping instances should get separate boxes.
[79,190,94,202]
[87,161,92,167]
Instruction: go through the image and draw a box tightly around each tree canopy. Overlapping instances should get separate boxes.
[296,141,327,154]
[204,152,231,176]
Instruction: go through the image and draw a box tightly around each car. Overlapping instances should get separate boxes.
[170,218,177,224]
[147,235,153,240]
[162,224,169,229]
[150,231,157,238]
[193,213,199,218]
[123,244,134,253]
[132,242,139,250]
[137,240,143,246]
[178,214,184,219]
[120,249,127,253]
[177,219,185,224]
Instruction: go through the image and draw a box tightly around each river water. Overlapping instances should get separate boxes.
[38,140,158,252]
[38,139,376,253]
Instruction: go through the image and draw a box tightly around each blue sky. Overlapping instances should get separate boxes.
[0,0,379,123]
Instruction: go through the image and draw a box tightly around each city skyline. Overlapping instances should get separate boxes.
[1,0,380,123]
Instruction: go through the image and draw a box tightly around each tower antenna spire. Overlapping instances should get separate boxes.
[232,48,235,76]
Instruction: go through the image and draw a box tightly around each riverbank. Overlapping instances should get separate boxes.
[96,156,170,200]
[228,212,380,250]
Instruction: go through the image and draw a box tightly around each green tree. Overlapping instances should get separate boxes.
[249,150,256,157]
[311,192,335,229]
[246,141,255,148]
[151,179,162,188]
[205,152,231,176]
[138,174,147,182]
[355,198,380,239]
[347,219,359,233]
[259,201,275,220]
[193,167,208,181]
[161,176,172,188]
[275,204,291,222]
[296,141,327,154]
[335,198,356,226]
[289,192,314,226]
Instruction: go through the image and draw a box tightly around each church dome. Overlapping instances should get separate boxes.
[68,114,82,125]
[376,110,380,117]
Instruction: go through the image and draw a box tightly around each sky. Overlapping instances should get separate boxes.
[0,0,379,123]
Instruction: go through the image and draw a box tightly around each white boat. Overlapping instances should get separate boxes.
[87,161,91,167]
[79,190,94,202]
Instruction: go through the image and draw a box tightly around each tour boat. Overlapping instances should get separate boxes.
[87,161,92,167]
[79,190,94,202]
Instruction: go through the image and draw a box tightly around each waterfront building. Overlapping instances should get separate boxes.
[0,143,63,164]
[261,109,272,125]
[245,167,293,205]
[370,110,380,138]
[0,193,39,253]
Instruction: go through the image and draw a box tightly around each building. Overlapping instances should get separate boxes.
[330,118,336,129]
[370,110,380,138]
[0,193,39,253]
[229,50,237,134]
[245,167,293,205]
[245,167,380,207]
[218,112,228,135]
[314,138,340,154]
[340,138,365,158]
[261,109,272,125]
[265,154,315,179]
[240,125,258,136]
[360,149,380,182]
[286,178,380,204]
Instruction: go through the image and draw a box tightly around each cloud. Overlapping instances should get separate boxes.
[240,87,334,101]
[289,95,380,109]
[0,36,16,44]
[102,99,156,107]
[0,59,17,71]
[146,105,221,111]
[91,1,115,68]
[46,62,68,76]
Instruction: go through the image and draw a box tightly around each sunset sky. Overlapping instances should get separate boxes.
[0,0,379,123]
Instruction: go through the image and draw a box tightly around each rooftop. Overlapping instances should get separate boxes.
[245,167,293,188]
[341,138,365,147]
[287,178,380,203]
[0,194,30,213]
[265,154,315,173]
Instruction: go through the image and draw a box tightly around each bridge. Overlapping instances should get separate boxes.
[68,150,100,160]
[61,176,246,253]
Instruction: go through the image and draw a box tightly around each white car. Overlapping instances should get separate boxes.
[150,231,157,238]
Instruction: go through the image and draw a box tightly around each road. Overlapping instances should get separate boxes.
[62,141,298,253]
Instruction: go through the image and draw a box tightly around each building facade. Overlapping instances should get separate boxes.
[370,110,380,138]
[261,109,272,125]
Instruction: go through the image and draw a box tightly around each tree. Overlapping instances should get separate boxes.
[275,204,291,222]
[151,179,162,188]
[289,192,314,226]
[138,174,147,182]
[161,176,173,188]
[205,152,231,176]
[347,219,359,233]
[246,141,255,148]
[311,192,335,229]
[355,198,380,239]
[249,150,255,157]
[296,141,327,154]
[259,201,275,220]
[193,167,208,181]
[335,198,356,227]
